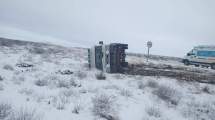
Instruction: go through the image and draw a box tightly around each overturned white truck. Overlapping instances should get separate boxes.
[88,41,128,73]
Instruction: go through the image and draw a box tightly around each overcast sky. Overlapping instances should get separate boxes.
[0,0,215,57]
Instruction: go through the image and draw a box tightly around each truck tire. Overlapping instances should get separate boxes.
[183,60,190,66]
[211,64,215,70]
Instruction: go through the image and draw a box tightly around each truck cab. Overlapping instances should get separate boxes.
[182,46,215,69]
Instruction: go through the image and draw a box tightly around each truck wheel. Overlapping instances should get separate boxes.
[184,60,190,66]
[211,64,215,70]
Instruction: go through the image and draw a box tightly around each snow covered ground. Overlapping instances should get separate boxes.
[0,38,215,120]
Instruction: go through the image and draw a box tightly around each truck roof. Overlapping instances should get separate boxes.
[194,45,215,50]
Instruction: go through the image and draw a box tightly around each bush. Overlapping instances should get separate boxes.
[52,94,70,110]
[3,64,14,71]
[137,81,145,89]
[75,71,87,80]
[0,103,12,119]
[120,89,133,98]
[153,85,181,105]
[60,89,76,98]
[10,108,42,120]
[35,79,48,87]
[202,86,211,94]
[57,80,70,88]
[92,94,118,120]
[19,88,34,96]
[146,106,161,118]
[0,84,4,91]
[72,104,82,114]
[183,102,215,120]
[69,79,81,87]
[96,72,106,80]
[146,80,158,88]
[29,47,46,54]
[16,63,33,68]
[12,76,25,85]
[0,76,3,81]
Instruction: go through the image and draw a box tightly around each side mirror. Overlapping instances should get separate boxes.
[187,53,194,56]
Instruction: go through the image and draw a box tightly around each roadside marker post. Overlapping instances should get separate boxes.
[147,41,152,62]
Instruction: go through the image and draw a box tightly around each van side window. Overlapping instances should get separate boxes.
[197,51,215,57]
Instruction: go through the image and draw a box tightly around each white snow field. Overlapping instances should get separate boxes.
[0,38,215,120]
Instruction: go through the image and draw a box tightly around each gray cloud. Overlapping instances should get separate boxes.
[0,0,215,57]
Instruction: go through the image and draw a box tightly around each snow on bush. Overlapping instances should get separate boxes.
[56,79,70,89]
[0,76,3,81]
[60,88,77,98]
[202,85,212,94]
[69,78,81,87]
[182,102,215,120]
[34,79,48,87]
[10,107,42,120]
[113,74,125,79]
[16,63,33,68]
[153,85,181,105]
[19,88,34,96]
[0,103,12,119]
[3,64,14,71]
[12,75,25,85]
[95,72,106,80]
[92,94,118,120]
[145,106,162,118]
[0,84,3,91]
[137,81,145,90]
[52,93,70,110]
[72,104,82,114]
[29,46,46,54]
[75,71,87,80]
[103,85,120,91]
[146,80,158,88]
[120,89,133,98]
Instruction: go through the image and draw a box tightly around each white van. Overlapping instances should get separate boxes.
[182,46,215,69]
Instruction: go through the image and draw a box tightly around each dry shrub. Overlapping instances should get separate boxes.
[35,79,48,87]
[52,94,70,110]
[182,102,215,120]
[146,106,161,118]
[57,80,70,89]
[137,81,145,89]
[146,80,158,88]
[96,72,106,80]
[153,85,181,105]
[120,89,133,98]
[12,75,25,85]
[0,103,12,119]
[72,104,82,114]
[3,64,14,71]
[10,107,42,120]
[19,88,34,96]
[103,85,120,90]
[113,74,124,79]
[0,76,3,81]
[75,71,87,80]
[202,86,211,94]
[92,94,118,120]
[0,84,3,91]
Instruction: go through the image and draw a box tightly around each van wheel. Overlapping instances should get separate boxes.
[211,64,215,70]
[184,60,190,66]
